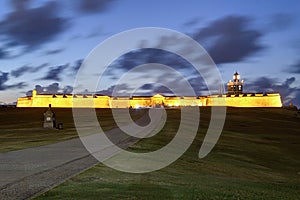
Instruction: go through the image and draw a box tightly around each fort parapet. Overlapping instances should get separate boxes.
[16,72,283,108]
[17,91,282,108]
[206,94,282,107]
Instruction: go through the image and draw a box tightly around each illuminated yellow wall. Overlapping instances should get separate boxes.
[207,94,282,107]
[17,90,282,108]
[130,98,152,108]
[164,97,201,107]
[17,91,111,108]
[110,98,130,108]
[17,97,33,107]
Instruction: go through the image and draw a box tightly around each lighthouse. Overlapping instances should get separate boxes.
[227,72,244,94]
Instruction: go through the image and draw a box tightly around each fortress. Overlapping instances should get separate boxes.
[17,72,282,108]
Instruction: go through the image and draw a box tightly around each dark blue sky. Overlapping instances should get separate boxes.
[0,0,299,106]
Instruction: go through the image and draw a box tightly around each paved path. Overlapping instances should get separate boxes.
[0,111,154,200]
[0,108,168,200]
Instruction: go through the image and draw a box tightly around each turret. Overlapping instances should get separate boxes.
[233,72,240,82]
[32,89,37,97]
[227,72,244,94]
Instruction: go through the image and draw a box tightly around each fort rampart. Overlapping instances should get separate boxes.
[17,90,282,108]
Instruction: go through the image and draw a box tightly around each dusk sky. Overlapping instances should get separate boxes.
[0,0,300,106]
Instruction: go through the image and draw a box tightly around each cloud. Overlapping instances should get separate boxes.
[0,48,9,59]
[77,0,115,14]
[0,72,10,90]
[188,76,209,95]
[92,70,300,107]
[108,48,197,76]
[85,16,267,98]
[10,63,49,78]
[107,15,264,78]
[95,77,208,97]
[85,27,109,38]
[97,68,209,97]
[44,48,65,56]
[62,85,73,94]
[140,84,153,90]
[287,60,300,74]
[192,15,264,64]
[37,83,59,94]
[72,59,83,73]
[246,76,300,106]
[0,71,27,91]
[267,13,295,32]
[272,77,300,106]
[26,83,73,96]
[96,83,158,96]
[10,0,31,11]
[0,1,67,50]
[103,47,212,97]
[40,64,69,81]
[97,74,300,107]
[10,66,32,78]
[246,76,276,92]
[182,17,202,28]
[152,85,173,95]
[96,83,133,96]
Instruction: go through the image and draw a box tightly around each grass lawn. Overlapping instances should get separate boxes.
[33,107,300,199]
[0,107,146,152]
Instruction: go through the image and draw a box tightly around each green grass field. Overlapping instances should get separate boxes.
[0,107,146,152]
[1,107,299,199]
[29,107,300,200]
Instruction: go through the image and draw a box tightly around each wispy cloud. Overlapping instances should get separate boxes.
[107,48,197,76]
[39,64,69,81]
[192,15,264,64]
[96,83,133,96]
[287,60,300,74]
[106,15,265,80]
[182,17,202,28]
[0,1,68,50]
[43,48,65,56]
[10,63,49,78]
[0,71,27,91]
[267,13,296,32]
[26,83,73,96]
[0,48,9,59]
[77,0,115,14]
[246,76,300,106]
[71,59,83,74]
[95,15,267,97]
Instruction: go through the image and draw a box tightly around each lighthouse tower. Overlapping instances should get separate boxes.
[227,72,244,94]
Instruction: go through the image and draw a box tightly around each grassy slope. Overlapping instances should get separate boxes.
[0,108,146,152]
[0,108,76,152]
[34,108,300,200]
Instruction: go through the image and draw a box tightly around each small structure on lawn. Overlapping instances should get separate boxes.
[43,104,56,128]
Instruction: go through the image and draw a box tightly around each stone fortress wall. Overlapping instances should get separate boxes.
[17,90,282,108]
[16,72,283,108]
